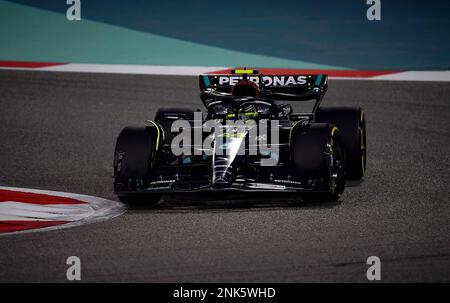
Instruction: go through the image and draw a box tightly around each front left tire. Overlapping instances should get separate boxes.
[113,126,161,205]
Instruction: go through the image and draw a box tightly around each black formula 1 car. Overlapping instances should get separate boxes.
[113,69,366,204]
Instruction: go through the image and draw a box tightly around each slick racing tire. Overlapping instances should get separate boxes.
[114,126,161,205]
[316,106,366,180]
[291,123,346,202]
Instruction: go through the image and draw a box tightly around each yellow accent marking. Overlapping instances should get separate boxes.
[223,132,246,138]
[234,69,254,74]
[289,120,303,146]
[331,126,338,136]
[360,110,364,123]
[243,112,258,117]
[148,121,161,150]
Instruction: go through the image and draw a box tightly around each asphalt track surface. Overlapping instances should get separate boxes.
[0,70,449,282]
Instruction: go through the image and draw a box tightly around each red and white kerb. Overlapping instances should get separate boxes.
[0,187,123,235]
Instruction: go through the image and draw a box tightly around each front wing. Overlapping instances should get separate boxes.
[114,164,333,194]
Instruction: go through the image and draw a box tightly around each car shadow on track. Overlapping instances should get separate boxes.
[125,192,342,213]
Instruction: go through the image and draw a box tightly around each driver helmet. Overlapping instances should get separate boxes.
[231,80,260,97]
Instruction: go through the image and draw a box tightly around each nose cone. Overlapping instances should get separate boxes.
[212,135,245,189]
[212,156,236,188]
[211,176,231,189]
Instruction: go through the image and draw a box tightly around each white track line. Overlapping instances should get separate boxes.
[45,64,229,75]
[1,64,449,81]
[0,64,227,75]
[371,71,450,81]
[328,71,450,81]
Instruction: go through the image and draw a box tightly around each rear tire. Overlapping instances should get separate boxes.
[316,106,366,180]
[113,126,161,205]
[291,123,346,202]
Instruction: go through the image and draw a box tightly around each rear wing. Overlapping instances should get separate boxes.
[199,73,328,101]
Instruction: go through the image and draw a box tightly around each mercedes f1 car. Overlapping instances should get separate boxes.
[113,69,366,204]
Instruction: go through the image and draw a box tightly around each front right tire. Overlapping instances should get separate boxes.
[316,106,366,180]
[291,123,346,202]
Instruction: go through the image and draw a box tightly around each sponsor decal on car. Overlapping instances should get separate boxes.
[218,75,307,86]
